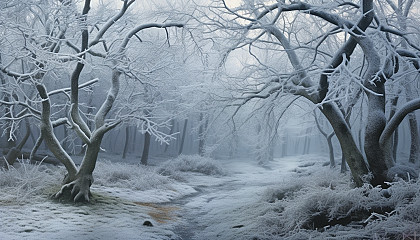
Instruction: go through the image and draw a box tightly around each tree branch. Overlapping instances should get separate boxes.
[380,98,420,146]
[48,78,99,97]
[36,84,78,178]
[89,0,135,48]
[95,22,184,128]
[318,0,374,102]
[70,0,92,140]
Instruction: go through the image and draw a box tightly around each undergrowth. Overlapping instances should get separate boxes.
[0,160,63,204]
[0,160,174,204]
[157,154,227,181]
[93,161,172,191]
[257,166,420,240]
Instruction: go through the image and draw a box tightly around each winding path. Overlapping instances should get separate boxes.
[170,157,302,240]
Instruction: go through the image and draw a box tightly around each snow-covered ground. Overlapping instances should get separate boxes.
[0,157,195,240]
[170,155,303,240]
[1,154,419,240]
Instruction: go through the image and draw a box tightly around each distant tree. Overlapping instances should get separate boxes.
[122,125,130,159]
[178,119,188,155]
[198,112,208,156]
[314,110,335,168]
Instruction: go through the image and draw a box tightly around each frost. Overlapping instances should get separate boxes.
[94,161,172,191]
[1,155,419,240]
[0,160,63,204]
[254,164,420,239]
[387,164,419,181]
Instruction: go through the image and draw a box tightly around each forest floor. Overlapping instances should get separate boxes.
[0,153,300,240]
[0,153,419,240]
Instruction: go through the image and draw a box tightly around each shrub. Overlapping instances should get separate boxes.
[158,155,227,180]
[0,160,63,203]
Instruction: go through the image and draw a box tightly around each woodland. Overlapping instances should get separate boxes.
[0,0,419,239]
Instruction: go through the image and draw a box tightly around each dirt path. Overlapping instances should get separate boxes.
[169,157,301,240]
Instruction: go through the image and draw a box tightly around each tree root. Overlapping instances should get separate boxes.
[54,174,94,202]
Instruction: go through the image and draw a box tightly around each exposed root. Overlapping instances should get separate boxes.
[54,174,93,203]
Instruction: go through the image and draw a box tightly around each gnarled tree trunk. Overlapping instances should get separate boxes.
[321,103,368,186]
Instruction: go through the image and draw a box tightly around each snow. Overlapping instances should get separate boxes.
[1,154,420,240]
[0,159,194,240]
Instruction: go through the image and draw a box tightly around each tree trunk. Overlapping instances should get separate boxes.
[131,126,137,154]
[407,114,419,163]
[178,119,188,155]
[62,104,70,153]
[302,134,309,155]
[62,124,69,152]
[122,126,130,159]
[405,95,419,163]
[229,130,239,159]
[36,84,78,180]
[314,110,335,168]
[58,132,105,202]
[268,139,275,161]
[198,113,205,156]
[164,119,175,153]
[111,129,121,154]
[294,139,300,154]
[389,91,400,161]
[3,119,31,168]
[364,80,392,186]
[305,135,311,154]
[327,134,335,168]
[281,133,287,157]
[340,152,348,173]
[321,102,368,187]
[140,132,151,165]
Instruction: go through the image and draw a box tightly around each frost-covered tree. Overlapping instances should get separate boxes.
[379,0,419,164]
[0,0,185,202]
[199,0,420,186]
[314,110,336,168]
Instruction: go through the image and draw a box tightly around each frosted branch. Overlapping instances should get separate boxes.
[69,104,91,145]
[89,0,135,48]
[0,100,41,116]
[48,78,99,97]
[380,98,420,146]
[36,84,78,178]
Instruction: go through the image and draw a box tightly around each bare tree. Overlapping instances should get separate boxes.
[201,0,420,186]
[0,0,183,202]
[382,0,419,164]
[178,118,188,155]
[314,110,336,168]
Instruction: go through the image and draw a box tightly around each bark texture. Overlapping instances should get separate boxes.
[321,103,368,186]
